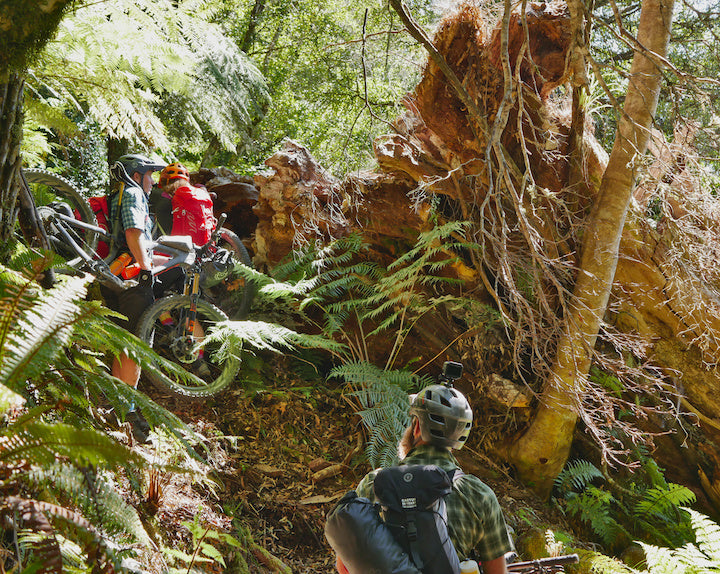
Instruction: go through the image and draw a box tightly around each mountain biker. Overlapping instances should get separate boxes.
[337,384,514,574]
[150,162,190,236]
[152,162,216,245]
[104,153,166,442]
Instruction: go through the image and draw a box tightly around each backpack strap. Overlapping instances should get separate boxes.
[107,183,126,257]
[406,509,423,569]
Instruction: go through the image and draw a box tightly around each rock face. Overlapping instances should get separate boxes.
[234,3,720,511]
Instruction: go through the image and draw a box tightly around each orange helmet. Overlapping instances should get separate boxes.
[159,162,190,187]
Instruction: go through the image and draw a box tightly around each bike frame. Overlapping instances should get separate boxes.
[506,554,579,573]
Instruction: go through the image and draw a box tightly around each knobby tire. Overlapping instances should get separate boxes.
[137,295,240,399]
[23,168,100,253]
[210,227,256,319]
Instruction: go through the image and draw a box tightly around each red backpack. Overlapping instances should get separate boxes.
[171,184,216,245]
[88,195,111,258]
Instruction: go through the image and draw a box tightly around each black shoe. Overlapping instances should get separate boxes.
[126,409,151,444]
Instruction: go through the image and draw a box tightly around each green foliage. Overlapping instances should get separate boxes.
[331,361,432,467]
[0,264,208,571]
[22,0,268,178]
[270,223,471,368]
[554,460,696,552]
[262,224,470,464]
[215,0,436,170]
[590,509,720,574]
[164,515,244,572]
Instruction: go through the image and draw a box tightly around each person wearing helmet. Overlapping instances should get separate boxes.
[105,153,166,442]
[342,373,513,574]
[150,162,191,235]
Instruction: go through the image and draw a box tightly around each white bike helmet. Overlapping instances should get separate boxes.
[410,384,473,450]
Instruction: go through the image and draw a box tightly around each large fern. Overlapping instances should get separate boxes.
[555,459,696,551]
[0,265,209,571]
[330,361,433,467]
[24,0,269,158]
[590,509,720,574]
[244,228,474,465]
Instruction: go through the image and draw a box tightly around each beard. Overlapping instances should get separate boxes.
[398,424,417,461]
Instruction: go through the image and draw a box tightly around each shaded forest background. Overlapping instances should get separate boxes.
[3,0,720,571]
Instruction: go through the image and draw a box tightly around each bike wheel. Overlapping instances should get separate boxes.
[209,227,256,319]
[137,294,240,399]
[23,168,100,253]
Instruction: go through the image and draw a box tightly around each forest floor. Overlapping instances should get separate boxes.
[134,356,576,573]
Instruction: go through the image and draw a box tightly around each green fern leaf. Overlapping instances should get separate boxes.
[555,459,604,493]
[634,484,696,521]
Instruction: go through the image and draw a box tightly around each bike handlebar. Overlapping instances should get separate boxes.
[507,554,579,572]
[46,207,233,290]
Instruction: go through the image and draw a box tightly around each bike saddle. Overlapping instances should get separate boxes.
[154,235,194,253]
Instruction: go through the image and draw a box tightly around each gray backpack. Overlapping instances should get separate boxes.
[324,464,461,574]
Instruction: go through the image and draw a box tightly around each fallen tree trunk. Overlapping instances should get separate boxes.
[243,1,720,510]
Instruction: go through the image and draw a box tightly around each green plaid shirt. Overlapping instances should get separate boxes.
[109,183,153,249]
[356,444,513,562]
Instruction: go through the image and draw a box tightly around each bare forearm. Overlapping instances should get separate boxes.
[125,228,152,270]
[482,555,508,574]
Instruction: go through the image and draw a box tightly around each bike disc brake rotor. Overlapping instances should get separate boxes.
[168,334,199,364]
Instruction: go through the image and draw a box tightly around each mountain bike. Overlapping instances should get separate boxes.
[135,217,244,399]
[507,554,579,573]
[23,170,255,398]
[23,167,255,318]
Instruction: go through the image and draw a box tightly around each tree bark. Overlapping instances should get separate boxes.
[0,74,26,260]
[506,0,676,497]
[0,0,76,262]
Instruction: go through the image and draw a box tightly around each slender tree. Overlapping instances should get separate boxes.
[507,0,677,496]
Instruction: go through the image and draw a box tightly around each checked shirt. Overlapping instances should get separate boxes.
[356,444,514,562]
[109,182,154,250]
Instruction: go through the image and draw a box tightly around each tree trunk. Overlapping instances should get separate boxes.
[506,0,676,497]
[1,0,76,262]
[0,74,26,260]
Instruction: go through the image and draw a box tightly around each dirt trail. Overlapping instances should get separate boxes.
[141,356,571,572]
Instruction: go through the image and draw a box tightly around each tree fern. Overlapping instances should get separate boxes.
[330,361,433,467]
[24,0,269,160]
[555,459,604,493]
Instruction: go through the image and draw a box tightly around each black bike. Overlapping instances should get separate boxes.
[23,168,255,399]
[507,554,580,573]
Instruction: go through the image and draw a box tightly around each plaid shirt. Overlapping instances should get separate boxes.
[109,183,153,248]
[356,444,513,562]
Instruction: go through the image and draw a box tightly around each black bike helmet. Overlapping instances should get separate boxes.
[110,154,166,186]
[409,384,473,450]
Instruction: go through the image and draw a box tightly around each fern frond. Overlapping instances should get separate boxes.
[0,419,146,470]
[639,542,680,573]
[684,507,720,561]
[330,362,423,466]
[0,496,123,573]
[634,484,696,521]
[565,487,629,547]
[1,274,91,391]
[26,464,151,545]
[587,552,638,574]
[207,319,345,358]
[555,459,604,494]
